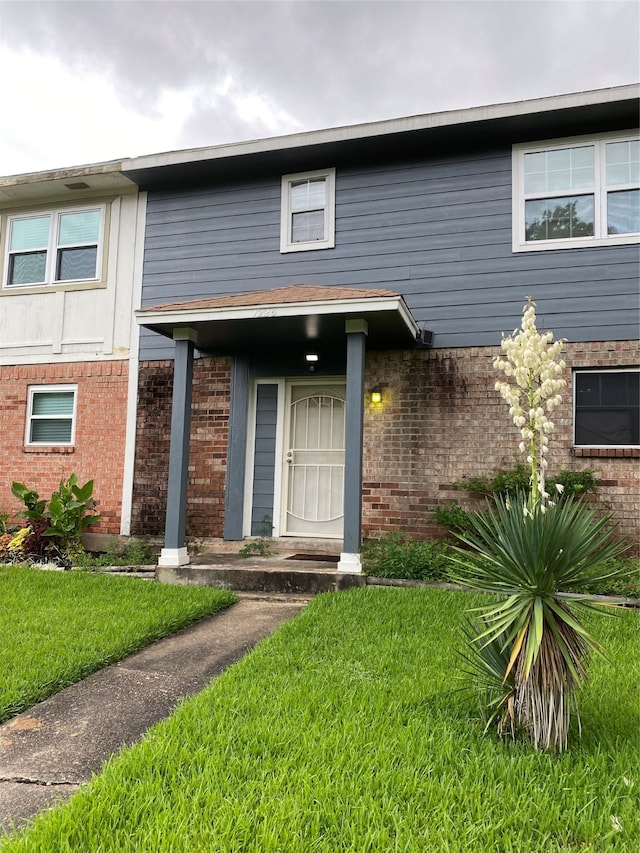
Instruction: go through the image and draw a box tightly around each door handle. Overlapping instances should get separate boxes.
[286,450,293,464]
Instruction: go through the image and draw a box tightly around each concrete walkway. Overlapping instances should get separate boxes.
[0,595,308,833]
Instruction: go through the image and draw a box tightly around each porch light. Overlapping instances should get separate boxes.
[305,353,319,373]
[371,385,382,404]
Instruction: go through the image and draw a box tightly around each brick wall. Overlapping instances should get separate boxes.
[132,341,638,551]
[131,357,231,537]
[0,361,129,534]
[363,340,639,549]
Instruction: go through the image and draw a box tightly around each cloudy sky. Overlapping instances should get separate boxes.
[1,0,638,176]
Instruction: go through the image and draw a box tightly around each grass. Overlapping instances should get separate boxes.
[2,587,638,852]
[0,565,236,723]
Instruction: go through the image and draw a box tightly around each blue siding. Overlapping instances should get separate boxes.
[139,146,639,360]
[251,384,278,535]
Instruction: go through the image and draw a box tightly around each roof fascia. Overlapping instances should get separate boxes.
[123,85,640,173]
[136,295,420,339]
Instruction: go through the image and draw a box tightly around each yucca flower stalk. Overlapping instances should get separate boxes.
[493,298,565,511]
[452,299,627,751]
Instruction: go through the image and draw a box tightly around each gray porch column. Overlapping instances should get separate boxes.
[158,329,197,568]
[223,354,250,540]
[338,319,367,573]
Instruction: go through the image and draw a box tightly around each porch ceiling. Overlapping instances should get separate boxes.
[135,285,422,353]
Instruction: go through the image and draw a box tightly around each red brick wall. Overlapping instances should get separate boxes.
[131,357,231,537]
[0,361,129,534]
[363,340,639,549]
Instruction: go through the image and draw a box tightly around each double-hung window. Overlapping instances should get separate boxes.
[280,168,336,252]
[513,134,640,251]
[26,385,77,446]
[574,370,639,448]
[5,206,104,287]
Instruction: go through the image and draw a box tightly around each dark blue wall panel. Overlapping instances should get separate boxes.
[139,146,639,360]
[251,383,278,535]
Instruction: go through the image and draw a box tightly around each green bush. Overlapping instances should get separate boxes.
[362,533,452,581]
[451,462,599,501]
[572,556,640,599]
[433,464,602,537]
[9,474,101,565]
[432,502,474,533]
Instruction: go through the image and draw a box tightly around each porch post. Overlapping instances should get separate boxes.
[223,354,250,540]
[158,329,197,568]
[338,319,367,573]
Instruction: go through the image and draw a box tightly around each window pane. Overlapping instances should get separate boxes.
[32,391,75,415]
[58,210,101,246]
[290,179,326,212]
[8,252,47,285]
[606,140,640,185]
[575,372,640,446]
[10,216,50,251]
[525,195,594,240]
[30,419,73,443]
[524,147,594,194]
[56,246,98,281]
[575,411,637,446]
[291,210,325,243]
[607,189,640,235]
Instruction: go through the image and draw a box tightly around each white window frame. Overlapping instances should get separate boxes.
[4,205,105,288]
[573,368,639,449]
[512,132,640,252]
[25,384,78,447]
[280,168,336,253]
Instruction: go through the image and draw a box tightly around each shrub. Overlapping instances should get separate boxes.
[431,502,474,534]
[451,461,600,501]
[362,533,452,582]
[9,474,101,565]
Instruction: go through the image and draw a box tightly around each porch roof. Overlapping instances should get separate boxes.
[135,285,422,353]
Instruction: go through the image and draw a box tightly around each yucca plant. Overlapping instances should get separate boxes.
[452,299,628,752]
[450,494,627,751]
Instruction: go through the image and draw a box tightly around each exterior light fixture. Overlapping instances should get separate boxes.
[371,385,382,404]
[305,353,319,373]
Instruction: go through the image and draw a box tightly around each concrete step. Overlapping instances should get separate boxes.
[157,558,365,595]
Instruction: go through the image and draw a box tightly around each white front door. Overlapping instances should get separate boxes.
[282,382,346,537]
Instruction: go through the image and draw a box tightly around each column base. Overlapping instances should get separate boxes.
[337,552,362,573]
[158,547,190,568]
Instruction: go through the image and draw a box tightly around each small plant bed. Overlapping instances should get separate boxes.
[362,533,639,601]
[2,588,638,852]
[0,566,236,724]
[362,533,453,582]
[72,537,158,569]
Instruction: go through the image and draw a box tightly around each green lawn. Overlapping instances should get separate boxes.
[2,587,638,852]
[0,565,236,723]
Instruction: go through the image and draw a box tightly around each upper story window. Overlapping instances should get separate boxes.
[4,206,104,288]
[26,385,77,446]
[574,369,639,448]
[513,134,639,251]
[280,168,336,253]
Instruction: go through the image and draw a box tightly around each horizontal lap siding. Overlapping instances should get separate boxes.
[140,148,639,359]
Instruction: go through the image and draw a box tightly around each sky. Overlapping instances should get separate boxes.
[0,0,638,177]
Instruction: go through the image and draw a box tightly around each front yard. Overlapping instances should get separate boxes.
[2,586,638,852]
[0,565,236,724]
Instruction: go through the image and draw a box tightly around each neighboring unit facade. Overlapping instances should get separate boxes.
[122,85,639,569]
[0,163,146,535]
